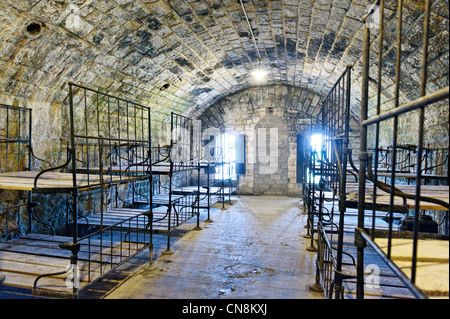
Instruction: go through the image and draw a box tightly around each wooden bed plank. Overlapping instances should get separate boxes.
[344,183,449,211]
[375,172,448,180]
[173,186,234,195]
[0,171,135,191]
[373,237,449,295]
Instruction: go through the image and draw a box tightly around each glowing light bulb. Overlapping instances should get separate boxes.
[251,68,268,83]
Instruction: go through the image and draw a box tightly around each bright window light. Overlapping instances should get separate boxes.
[215,133,237,180]
[310,133,323,153]
[308,133,323,184]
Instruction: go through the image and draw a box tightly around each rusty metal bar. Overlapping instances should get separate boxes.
[356,7,373,299]
[362,87,449,127]
[411,0,431,285]
[371,0,385,240]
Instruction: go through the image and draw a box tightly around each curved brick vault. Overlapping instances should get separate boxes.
[0,0,448,154]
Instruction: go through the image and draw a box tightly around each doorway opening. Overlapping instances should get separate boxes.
[308,133,323,184]
[215,133,237,181]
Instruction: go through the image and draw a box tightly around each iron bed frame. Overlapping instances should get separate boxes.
[0,83,154,298]
[355,0,449,299]
[306,0,449,297]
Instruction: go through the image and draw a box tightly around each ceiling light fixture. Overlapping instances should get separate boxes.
[239,0,267,84]
[251,65,268,84]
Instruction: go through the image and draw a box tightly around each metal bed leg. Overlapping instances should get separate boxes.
[162,235,174,256]
[162,206,174,256]
[193,203,202,231]
[308,259,325,293]
[193,219,202,230]
[147,211,154,264]
[205,206,212,223]
[307,190,317,251]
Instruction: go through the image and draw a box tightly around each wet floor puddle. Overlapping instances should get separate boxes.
[218,263,277,295]
[224,264,276,279]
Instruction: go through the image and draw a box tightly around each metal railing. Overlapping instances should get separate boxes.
[307,65,355,298]
[33,209,153,297]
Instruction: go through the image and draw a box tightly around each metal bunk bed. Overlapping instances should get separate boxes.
[307,9,449,296]
[193,129,238,216]
[306,65,359,298]
[0,104,38,237]
[355,0,449,299]
[0,82,154,298]
[139,112,203,256]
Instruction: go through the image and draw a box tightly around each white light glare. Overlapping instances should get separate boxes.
[251,68,268,83]
[311,133,323,153]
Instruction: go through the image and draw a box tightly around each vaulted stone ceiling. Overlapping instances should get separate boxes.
[0,0,448,128]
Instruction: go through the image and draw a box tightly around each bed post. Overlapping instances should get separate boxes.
[355,8,372,300]
[411,0,431,284]
[333,64,352,299]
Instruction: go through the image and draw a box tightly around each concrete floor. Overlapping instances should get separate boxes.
[103,196,324,299]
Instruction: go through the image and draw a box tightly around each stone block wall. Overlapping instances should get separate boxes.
[354,0,449,150]
[253,114,290,195]
[1,0,447,165]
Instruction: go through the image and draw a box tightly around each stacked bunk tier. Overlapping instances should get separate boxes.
[315,181,449,299]
[0,171,123,193]
[0,229,152,298]
[346,146,449,184]
[317,222,449,299]
[317,174,449,297]
[0,83,154,298]
[131,113,207,254]
[351,0,449,299]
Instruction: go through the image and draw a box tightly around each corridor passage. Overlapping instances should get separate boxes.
[104,196,323,299]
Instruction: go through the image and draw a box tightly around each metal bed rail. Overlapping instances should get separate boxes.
[1,84,154,297]
[369,145,448,177]
[314,222,355,299]
[72,135,152,182]
[127,111,203,255]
